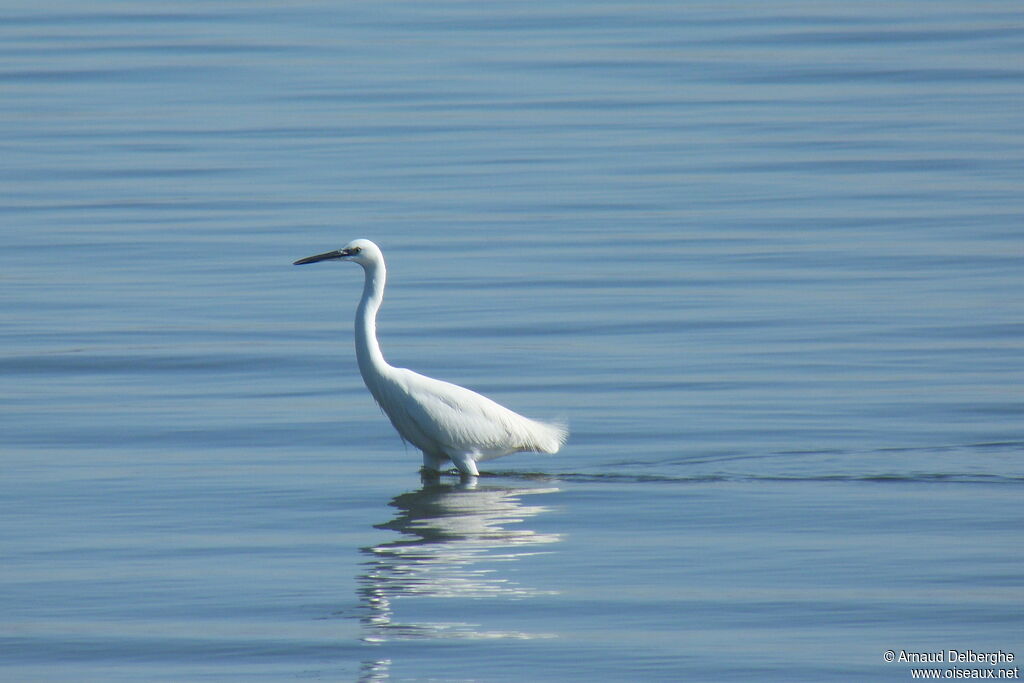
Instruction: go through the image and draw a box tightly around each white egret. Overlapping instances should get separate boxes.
[294,239,567,477]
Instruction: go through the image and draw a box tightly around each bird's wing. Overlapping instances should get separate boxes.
[391,368,534,457]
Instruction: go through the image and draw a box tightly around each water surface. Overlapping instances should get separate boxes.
[2,1,1022,680]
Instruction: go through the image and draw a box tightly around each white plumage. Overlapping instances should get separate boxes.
[294,239,567,477]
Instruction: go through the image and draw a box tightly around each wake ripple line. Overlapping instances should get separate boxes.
[481,471,1024,486]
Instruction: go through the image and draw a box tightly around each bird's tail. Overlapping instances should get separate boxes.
[530,418,568,454]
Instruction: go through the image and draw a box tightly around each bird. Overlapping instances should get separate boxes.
[294,239,567,478]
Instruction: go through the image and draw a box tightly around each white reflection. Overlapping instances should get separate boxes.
[358,478,561,644]
[358,658,391,682]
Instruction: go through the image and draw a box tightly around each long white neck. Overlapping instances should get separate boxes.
[355,258,391,390]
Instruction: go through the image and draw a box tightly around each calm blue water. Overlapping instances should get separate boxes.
[2,1,1022,681]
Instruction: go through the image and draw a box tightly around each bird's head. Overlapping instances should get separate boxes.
[293,238,381,267]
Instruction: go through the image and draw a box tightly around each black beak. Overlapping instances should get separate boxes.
[294,249,347,265]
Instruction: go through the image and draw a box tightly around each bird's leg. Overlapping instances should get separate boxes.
[422,451,449,473]
[448,452,480,477]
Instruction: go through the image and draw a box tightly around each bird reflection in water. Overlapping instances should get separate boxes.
[357,478,561,644]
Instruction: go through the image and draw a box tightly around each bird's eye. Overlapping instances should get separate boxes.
[351,247,362,254]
